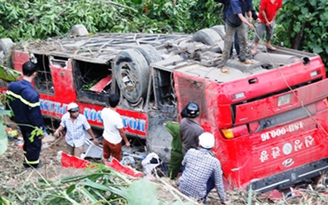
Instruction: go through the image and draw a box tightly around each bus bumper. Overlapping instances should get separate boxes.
[249,158,328,193]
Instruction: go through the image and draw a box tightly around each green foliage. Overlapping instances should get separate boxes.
[189,0,224,32]
[125,179,159,205]
[81,80,98,90]
[0,0,187,41]
[275,0,328,67]
[0,0,168,41]
[0,196,10,205]
[30,126,45,142]
[1,163,192,204]
[0,65,22,82]
[0,0,226,41]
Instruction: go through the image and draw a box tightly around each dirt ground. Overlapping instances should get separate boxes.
[1,131,245,205]
[0,134,86,184]
[0,133,283,205]
[3,133,323,205]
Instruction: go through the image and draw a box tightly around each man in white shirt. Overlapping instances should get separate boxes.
[101,94,130,163]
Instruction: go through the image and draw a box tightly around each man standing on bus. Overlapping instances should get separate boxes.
[180,102,204,155]
[220,0,255,72]
[179,132,228,204]
[251,0,282,55]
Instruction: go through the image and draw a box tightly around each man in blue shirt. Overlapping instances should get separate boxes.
[221,0,255,71]
[7,61,45,168]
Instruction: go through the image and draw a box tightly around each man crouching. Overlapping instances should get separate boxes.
[178,132,228,204]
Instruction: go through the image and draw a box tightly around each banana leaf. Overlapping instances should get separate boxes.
[0,65,21,82]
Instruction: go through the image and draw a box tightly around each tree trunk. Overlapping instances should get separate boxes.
[292,26,304,50]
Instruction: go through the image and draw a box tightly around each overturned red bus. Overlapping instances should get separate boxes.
[1,25,328,193]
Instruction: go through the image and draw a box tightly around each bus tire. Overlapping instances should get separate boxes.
[135,45,162,64]
[114,48,150,104]
[192,28,223,46]
[70,24,89,36]
[211,25,226,40]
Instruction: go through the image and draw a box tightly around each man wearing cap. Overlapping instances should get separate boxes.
[6,61,45,168]
[180,102,204,154]
[54,102,99,157]
[179,132,228,204]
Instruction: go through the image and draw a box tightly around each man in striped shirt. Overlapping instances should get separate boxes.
[54,102,99,157]
[179,132,228,204]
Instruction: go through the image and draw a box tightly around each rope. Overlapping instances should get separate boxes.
[251,22,328,137]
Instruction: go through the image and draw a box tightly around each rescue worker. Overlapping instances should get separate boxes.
[54,102,99,157]
[180,102,204,154]
[6,61,45,168]
[165,109,188,179]
[179,132,228,204]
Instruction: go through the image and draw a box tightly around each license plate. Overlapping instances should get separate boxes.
[278,94,291,106]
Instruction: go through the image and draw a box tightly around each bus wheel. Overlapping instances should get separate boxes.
[0,38,14,56]
[211,25,226,40]
[135,45,162,64]
[192,28,224,53]
[70,24,89,36]
[114,48,150,104]
[192,28,223,46]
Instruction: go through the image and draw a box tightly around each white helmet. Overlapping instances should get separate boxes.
[199,132,215,149]
[67,102,79,112]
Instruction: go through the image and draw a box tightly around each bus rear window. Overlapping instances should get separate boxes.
[231,79,327,126]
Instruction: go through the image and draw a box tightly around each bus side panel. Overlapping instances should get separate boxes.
[13,51,29,72]
[40,59,78,119]
[50,58,77,103]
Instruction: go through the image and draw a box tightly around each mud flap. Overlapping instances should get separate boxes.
[58,151,143,178]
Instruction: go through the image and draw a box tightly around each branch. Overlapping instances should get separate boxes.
[100,0,137,12]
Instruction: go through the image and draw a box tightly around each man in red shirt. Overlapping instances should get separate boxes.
[251,0,282,55]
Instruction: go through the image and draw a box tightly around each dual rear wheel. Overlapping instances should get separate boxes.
[114,45,162,104]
